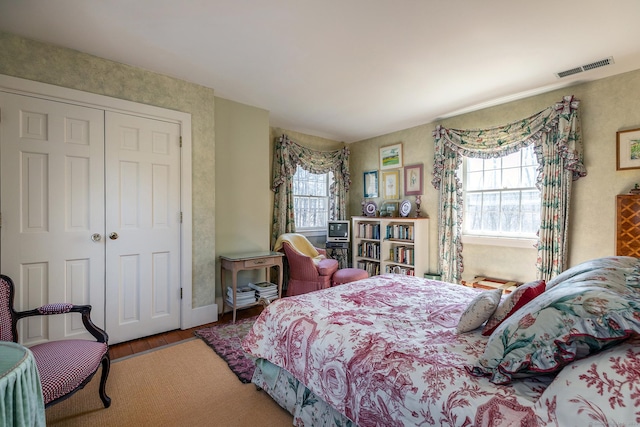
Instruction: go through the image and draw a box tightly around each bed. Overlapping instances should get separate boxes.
[242,256,640,426]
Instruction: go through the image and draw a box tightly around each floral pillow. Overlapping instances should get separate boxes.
[456,288,502,333]
[469,267,640,384]
[481,280,546,336]
[545,256,639,290]
[533,335,640,425]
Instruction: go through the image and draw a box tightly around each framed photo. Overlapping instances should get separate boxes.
[404,164,423,195]
[382,170,400,199]
[617,127,640,170]
[363,170,379,198]
[379,143,403,170]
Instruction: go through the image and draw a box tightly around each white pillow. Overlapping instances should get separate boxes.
[456,288,502,333]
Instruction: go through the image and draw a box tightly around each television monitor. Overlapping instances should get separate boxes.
[327,220,350,242]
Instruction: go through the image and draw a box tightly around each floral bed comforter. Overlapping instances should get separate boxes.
[243,273,640,426]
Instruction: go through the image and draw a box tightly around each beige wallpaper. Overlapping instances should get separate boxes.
[350,70,640,283]
[0,31,217,307]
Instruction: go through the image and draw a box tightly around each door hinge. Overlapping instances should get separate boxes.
[180,288,183,299]
[179,136,182,147]
[0,212,2,228]
[180,212,183,223]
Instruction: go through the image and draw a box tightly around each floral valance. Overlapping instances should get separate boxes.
[272,135,350,192]
[432,95,586,191]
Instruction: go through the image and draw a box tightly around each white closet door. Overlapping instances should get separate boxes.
[0,91,105,344]
[104,111,182,344]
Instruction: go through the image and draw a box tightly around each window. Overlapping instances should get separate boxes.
[462,145,540,241]
[293,166,333,230]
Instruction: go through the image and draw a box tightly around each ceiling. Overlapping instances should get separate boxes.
[2,1,640,143]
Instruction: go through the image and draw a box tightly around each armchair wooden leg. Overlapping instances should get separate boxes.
[99,355,112,408]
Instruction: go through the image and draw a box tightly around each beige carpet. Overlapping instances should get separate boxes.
[45,339,293,426]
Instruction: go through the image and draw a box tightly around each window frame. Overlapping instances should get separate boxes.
[460,145,541,247]
[292,166,332,233]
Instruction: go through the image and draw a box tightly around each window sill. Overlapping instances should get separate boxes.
[296,229,326,238]
[462,234,537,249]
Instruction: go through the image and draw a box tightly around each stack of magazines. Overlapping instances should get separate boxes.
[227,285,257,306]
[248,282,279,300]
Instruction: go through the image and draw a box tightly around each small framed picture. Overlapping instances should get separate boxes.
[363,170,379,198]
[404,164,423,196]
[381,170,400,199]
[379,143,403,170]
[617,128,640,170]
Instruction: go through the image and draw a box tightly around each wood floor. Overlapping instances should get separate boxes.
[108,305,263,360]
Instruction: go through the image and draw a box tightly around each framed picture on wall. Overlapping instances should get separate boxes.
[617,127,640,170]
[379,143,403,170]
[404,164,423,195]
[382,170,400,199]
[363,170,379,198]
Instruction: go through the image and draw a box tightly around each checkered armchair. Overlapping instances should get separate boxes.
[0,274,111,408]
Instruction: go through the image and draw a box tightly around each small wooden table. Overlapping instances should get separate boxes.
[220,251,284,323]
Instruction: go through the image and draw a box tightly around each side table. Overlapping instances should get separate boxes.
[220,251,284,323]
[0,341,46,427]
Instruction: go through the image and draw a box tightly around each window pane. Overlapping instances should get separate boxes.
[483,169,501,189]
[522,145,537,166]
[522,165,537,187]
[499,191,520,232]
[481,192,500,231]
[464,193,483,231]
[466,171,484,191]
[520,190,540,234]
[467,157,484,172]
[502,167,519,189]
[502,151,521,168]
[485,157,501,171]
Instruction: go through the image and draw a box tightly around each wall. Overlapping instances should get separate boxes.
[350,69,640,283]
[0,31,217,308]
[215,97,270,304]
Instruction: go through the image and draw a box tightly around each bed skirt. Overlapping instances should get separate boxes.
[252,358,354,426]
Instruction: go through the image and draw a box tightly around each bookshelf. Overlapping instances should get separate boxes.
[352,216,429,277]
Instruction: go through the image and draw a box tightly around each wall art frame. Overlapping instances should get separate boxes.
[404,163,423,195]
[379,143,403,170]
[617,127,640,170]
[363,170,379,198]
[381,170,400,199]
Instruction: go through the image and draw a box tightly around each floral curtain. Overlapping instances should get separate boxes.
[432,95,586,283]
[271,134,351,248]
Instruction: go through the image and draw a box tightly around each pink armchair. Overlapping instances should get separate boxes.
[275,233,339,296]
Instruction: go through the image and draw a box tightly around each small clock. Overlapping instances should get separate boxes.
[364,201,377,217]
[399,199,411,217]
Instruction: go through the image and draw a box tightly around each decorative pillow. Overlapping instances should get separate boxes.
[545,256,639,290]
[456,288,502,333]
[481,280,546,336]
[533,335,640,425]
[469,273,640,384]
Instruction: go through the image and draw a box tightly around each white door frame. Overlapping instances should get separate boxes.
[0,74,199,330]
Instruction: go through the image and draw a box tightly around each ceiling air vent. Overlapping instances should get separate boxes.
[555,56,614,78]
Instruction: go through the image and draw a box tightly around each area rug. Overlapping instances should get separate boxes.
[194,316,258,383]
[45,339,293,426]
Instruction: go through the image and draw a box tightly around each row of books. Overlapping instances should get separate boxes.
[389,245,415,265]
[357,241,380,260]
[357,223,381,240]
[226,282,279,306]
[384,264,415,275]
[385,224,414,241]
[356,260,380,276]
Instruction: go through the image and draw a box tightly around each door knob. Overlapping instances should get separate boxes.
[109,232,119,240]
[91,233,102,242]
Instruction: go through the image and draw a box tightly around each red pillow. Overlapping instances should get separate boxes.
[481,280,546,336]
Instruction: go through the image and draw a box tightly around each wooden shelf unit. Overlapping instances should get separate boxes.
[352,216,429,277]
[616,194,640,257]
